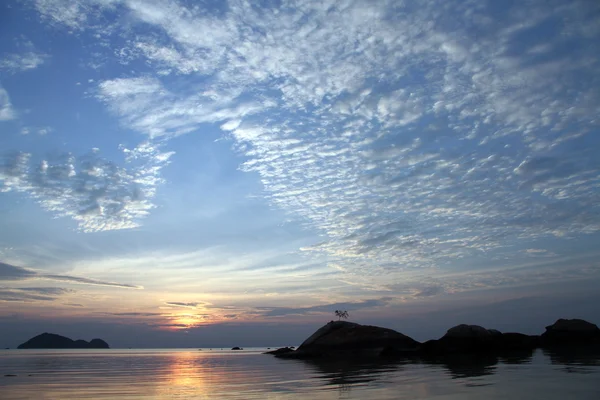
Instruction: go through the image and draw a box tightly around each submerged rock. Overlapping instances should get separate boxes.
[17,333,109,349]
[276,321,420,359]
[541,319,600,346]
[264,347,295,355]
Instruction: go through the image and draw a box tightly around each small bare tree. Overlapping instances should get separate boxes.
[334,310,349,321]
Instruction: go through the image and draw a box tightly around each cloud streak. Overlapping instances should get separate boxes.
[0,287,73,302]
[256,298,393,318]
[0,261,142,289]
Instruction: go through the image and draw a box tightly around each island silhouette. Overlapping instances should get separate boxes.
[17,333,109,349]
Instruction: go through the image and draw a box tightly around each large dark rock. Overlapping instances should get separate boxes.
[17,333,110,349]
[495,332,540,351]
[541,319,600,346]
[420,324,494,354]
[420,325,539,355]
[276,321,420,359]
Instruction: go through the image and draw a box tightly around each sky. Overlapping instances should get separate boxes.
[1,0,600,348]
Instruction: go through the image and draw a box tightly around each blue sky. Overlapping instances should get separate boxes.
[1,0,600,347]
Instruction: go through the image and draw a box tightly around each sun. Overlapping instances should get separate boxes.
[170,314,207,330]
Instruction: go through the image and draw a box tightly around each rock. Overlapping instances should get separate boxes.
[17,333,110,349]
[276,321,420,359]
[541,319,600,346]
[444,324,492,339]
[420,324,494,354]
[495,333,540,351]
[421,325,538,355]
[4,374,17,377]
[264,347,295,355]
[231,347,243,350]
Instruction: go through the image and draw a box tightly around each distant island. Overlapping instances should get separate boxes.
[17,333,110,349]
[266,318,600,360]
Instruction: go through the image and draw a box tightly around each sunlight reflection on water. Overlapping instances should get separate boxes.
[1,349,599,399]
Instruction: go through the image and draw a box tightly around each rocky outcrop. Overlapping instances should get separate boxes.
[17,333,109,349]
[276,321,420,359]
[420,324,493,354]
[496,333,540,351]
[267,318,598,361]
[445,324,492,339]
[541,319,600,346]
[231,347,243,350]
[416,325,539,355]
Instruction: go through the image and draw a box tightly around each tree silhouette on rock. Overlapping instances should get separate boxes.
[334,310,349,321]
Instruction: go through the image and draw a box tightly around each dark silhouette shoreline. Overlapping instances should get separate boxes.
[267,318,600,360]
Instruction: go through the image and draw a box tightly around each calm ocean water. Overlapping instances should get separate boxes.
[1,348,599,399]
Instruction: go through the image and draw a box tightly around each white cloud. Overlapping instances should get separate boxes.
[97,76,270,138]
[33,0,92,30]
[27,0,600,285]
[0,145,172,232]
[0,52,48,73]
[0,86,16,121]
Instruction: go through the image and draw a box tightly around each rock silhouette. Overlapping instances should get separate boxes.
[269,318,597,360]
[276,321,420,359]
[420,324,539,355]
[541,319,600,346]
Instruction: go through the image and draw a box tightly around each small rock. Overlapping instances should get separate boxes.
[265,347,295,355]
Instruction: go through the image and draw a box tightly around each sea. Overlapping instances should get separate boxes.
[1,348,599,399]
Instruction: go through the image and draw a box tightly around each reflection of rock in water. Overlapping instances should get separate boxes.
[299,358,406,387]
[419,354,498,379]
[544,346,600,374]
[296,346,599,386]
[497,348,535,364]
[300,353,509,384]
